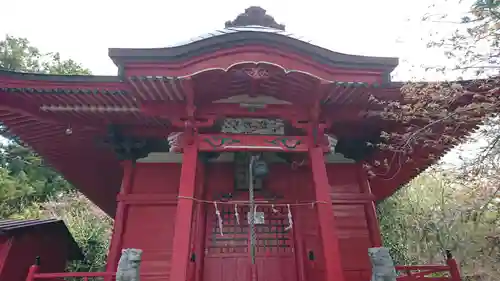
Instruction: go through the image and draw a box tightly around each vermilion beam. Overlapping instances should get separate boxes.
[140,102,309,120]
[197,133,314,152]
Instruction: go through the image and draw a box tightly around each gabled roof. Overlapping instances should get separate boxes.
[0,219,83,260]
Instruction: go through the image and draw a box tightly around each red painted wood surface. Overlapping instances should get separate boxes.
[327,164,380,281]
[123,46,388,83]
[119,163,181,281]
[327,164,373,275]
[0,236,12,276]
[202,164,299,281]
[112,159,382,281]
[310,147,346,281]
[170,144,200,281]
[106,160,135,273]
[395,258,462,281]
[358,165,383,247]
[0,232,68,281]
[198,134,311,152]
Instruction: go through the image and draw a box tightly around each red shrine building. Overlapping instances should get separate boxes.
[0,219,82,281]
[0,6,470,281]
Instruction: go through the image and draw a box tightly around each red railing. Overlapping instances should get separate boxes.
[25,251,462,281]
[395,251,461,281]
[26,264,115,281]
[24,259,161,281]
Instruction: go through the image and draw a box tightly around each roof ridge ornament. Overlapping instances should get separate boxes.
[225,6,286,31]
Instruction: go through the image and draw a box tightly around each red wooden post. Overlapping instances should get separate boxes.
[446,251,461,281]
[291,209,307,281]
[106,160,135,274]
[25,257,40,281]
[25,265,38,281]
[169,142,200,281]
[359,164,383,247]
[309,146,346,281]
[193,162,207,281]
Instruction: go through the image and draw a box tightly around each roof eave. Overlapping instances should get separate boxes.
[108,31,399,73]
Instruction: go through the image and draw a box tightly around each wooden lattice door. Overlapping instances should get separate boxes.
[203,203,298,281]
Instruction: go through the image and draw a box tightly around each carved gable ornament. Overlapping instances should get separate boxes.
[224,6,286,30]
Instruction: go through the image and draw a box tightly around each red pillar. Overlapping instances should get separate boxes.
[359,164,383,247]
[106,160,135,273]
[446,251,461,281]
[169,142,199,281]
[309,146,345,281]
[193,163,207,281]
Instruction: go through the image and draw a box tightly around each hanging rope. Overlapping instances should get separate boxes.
[177,195,328,206]
[249,155,257,265]
[214,202,224,236]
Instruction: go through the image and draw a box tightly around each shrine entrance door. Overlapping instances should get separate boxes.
[203,200,298,281]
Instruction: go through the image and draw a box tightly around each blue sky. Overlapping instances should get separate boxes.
[0,0,478,164]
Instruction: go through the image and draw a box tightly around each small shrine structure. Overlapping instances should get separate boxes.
[0,219,82,281]
[0,6,478,281]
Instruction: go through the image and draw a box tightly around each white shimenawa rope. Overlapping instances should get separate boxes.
[177,195,328,206]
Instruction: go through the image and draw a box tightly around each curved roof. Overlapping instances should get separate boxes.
[168,25,312,47]
[108,27,399,75]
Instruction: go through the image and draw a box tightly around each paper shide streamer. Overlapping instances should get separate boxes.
[214,202,224,236]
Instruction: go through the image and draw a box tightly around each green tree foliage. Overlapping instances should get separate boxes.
[0,35,90,74]
[41,193,112,272]
[376,4,500,280]
[423,0,499,76]
[378,170,500,280]
[0,145,73,217]
[0,35,111,272]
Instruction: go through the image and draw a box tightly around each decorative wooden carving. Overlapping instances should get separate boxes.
[167,132,183,153]
[243,67,270,79]
[202,135,241,149]
[265,136,302,149]
[224,6,286,30]
[198,134,309,152]
[326,134,338,154]
[221,118,284,135]
[98,125,170,160]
